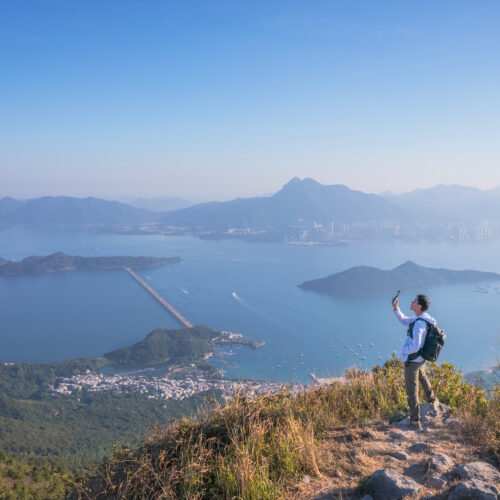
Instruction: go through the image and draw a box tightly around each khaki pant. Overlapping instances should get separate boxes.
[404,360,435,422]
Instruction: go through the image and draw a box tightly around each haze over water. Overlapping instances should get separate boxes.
[1,227,499,383]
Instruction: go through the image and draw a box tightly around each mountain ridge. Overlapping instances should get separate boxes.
[160,177,413,231]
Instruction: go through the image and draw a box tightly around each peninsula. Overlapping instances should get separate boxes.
[298,260,500,296]
[103,325,265,369]
[0,252,180,276]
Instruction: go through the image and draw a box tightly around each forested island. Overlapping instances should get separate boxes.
[0,252,180,276]
[298,260,500,296]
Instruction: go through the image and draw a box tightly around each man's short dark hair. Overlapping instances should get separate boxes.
[417,294,430,312]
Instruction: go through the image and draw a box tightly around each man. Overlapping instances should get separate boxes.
[392,294,437,429]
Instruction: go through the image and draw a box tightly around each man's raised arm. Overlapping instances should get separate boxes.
[392,298,413,326]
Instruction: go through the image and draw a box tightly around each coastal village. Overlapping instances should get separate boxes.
[48,370,305,401]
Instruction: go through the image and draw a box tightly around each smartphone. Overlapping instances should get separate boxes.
[391,290,400,305]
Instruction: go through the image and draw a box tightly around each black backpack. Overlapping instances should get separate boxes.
[407,318,446,362]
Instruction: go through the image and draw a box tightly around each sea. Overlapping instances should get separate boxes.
[0,227,499,383]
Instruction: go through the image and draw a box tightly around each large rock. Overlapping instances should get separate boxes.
[448,479,499,499]
[365,468,422,499]
[408,442,432,454]
[391,451,409,461]
[429,453,454,472]
[425,471,447,489]
[420,401,451,425]
[451,462,500,483]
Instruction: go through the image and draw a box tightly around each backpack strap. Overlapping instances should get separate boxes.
[407,317,431,339]
[407,317,433,361]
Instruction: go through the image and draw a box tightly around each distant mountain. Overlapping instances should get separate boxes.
[0,196,157,226]
[160,178,412,231]
[119,196,193,212]
[0,197,24,218]
[0,252,179,276]
[298,261,500,295]
[383,185,500,223]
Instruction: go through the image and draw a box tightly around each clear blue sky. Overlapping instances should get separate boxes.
[1,1,500,200]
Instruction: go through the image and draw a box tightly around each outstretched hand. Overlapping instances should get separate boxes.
[392,297,399,310]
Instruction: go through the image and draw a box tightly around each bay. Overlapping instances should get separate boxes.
[0,227,499,383]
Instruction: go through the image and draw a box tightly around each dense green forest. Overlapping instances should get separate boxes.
[0,358,107,399]
[0,389,219,470]
[104,325,222,367]
[0,451,70,499]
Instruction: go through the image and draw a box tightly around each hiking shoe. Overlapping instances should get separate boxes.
[409,420,423,431]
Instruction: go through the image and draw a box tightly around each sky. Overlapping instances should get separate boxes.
[1,1,500,201]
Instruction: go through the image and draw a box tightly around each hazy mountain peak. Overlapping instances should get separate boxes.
[394,260,421,271]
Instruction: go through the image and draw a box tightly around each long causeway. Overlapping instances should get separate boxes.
[123,266,194,328]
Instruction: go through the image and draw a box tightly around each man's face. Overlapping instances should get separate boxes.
[410,297,422,314]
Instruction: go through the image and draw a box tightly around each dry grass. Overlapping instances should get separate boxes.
[72,358,498,499]
[456,384,500,463]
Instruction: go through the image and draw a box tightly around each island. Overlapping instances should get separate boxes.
[0,252,180,276]
[298,260,500,296]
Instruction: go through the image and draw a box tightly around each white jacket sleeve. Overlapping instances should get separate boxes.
[401,319,427,357]
[393,307,414,326]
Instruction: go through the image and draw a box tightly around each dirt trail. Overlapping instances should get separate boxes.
[291,404,498,499]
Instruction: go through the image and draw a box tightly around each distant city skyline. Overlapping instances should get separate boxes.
[2,1,500,200]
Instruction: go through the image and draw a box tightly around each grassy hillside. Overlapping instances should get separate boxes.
[76,357,499,499]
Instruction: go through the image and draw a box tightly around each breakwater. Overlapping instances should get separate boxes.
[123,266,193,328]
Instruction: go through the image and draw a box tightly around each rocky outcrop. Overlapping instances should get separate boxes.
[448,478,499,499]
[451,462,500,483]
[365,468,422,499]
[428,453,454,473]
[354,404,500,500]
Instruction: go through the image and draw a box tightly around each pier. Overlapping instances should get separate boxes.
[123,267,193,328]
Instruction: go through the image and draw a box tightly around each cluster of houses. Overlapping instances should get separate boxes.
[48,371,305,401]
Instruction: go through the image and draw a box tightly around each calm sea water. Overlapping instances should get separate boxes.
[0,227,499,383]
